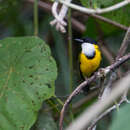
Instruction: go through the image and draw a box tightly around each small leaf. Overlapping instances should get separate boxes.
[0,36,57,130]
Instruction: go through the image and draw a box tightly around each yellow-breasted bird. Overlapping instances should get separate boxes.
[75,37,102,81]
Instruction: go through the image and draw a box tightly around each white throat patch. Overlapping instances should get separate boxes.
[81,42,95,57]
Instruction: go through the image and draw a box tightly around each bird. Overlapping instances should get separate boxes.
[75,37,102,82]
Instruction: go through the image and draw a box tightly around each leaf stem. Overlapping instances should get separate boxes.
[53,95,64,106]
[34,0,38,36]
[68,8,73,93]
[46,99,69,124]
[68,8,74,121]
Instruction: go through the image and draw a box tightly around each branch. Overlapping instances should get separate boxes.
[66,73,130,130]
[27,0,86,33]
[88,98,126,130]
[72,89,99,110]
[27,0,128,32]
[89,72,117,130]
[51,0,129,32]
[89,14,128,31]
[88,27,130,129]
[116,27,130,60]
[50,0,72,33]
[34,0,38,36]
[59,0,130,14]
[50,1,67,33]
[54,0,129,32]
[99,72,117,100]
[59,53,130,130]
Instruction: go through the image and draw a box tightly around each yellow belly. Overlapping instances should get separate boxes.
[80,45,101,78]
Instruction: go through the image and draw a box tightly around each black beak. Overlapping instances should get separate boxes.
[74,38,83,43]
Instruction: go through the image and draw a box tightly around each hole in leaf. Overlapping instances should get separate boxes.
[29,75,33,78]
[46,68,48,71]
[36,91,39,95]
[22,80,26,83]
[24,49,31,53]
[38,96,41,100]
[20,126,24,129]
[28,65,34,69]
[30,82,34,85]
[45,83,51,88]
[32,100,35,105]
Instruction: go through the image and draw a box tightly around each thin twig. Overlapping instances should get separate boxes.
[89,27,130,130]
[68,8,73,93]
[89,72,117,130]
[66,73,130,130]
[115,26,130,99]
[116,27,130,60]
[88,98,125,130]
[27,0,86,33]
[51,0,129,32]
[50,0,72,33]
[72,90,99,110]
[89,14,128,31]
[98,76,106,100]
[59,0,130,14]
[27,0,52,12]
[100,72,117,100]
[34,0,38,36]
[68,7,74,121]
[60,75,96,130]
[27,0,128,32]
[59,53,130,130]
[51,1,60,23]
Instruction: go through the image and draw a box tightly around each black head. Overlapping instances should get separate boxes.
[74,37,97,44]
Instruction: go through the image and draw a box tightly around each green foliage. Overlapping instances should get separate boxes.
[110,104,130,130]
[0,0,21,21]
[0,0,25,36]
[84,17,121,38]
[80,0,114,8]
[102,5,130,26]
[0,0,19,14]
[80,0,123,8]
[0,37,57,130]
[51,29,70,94]
[34,111,58,130]
[84,18,98,39]
[80,0,130,30]
[96,20,122,36]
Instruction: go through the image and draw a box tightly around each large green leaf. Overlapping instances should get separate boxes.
[0,37,57,130]
[110,104,130,130]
